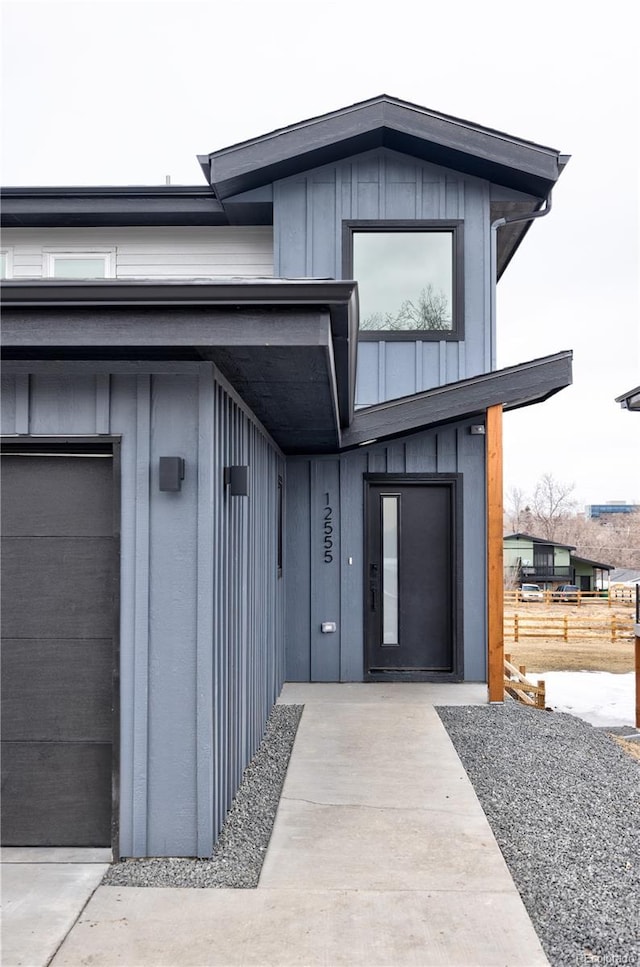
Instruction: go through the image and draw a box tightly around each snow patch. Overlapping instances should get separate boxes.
[529,670,635,727]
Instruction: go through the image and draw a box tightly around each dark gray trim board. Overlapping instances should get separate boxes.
[200,94,568,200]
[341,351,573,449]
[0,435,121,857]
[615,386,640,410]
[342,220,464,341]
[0,186,237,228]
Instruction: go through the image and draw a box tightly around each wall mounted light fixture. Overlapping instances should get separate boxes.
[224,465,249,497]
[159,457,185,492]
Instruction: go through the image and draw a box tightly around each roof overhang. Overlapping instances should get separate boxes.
[571,556,614,571]
[615,386,640,411]
[199,95,567,201]
[1,279,357,453]
[0,186,238,228]
[341,351,573,449]
[1,282,572,456]
[504,533,576,549]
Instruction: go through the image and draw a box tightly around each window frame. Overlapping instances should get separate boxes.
[342,220,464,341]
[44,248,116,279]
[0,247,14,279]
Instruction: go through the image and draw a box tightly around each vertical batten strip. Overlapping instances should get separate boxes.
[96,374,110,434]
[132,374,151,854]
[15,374,29,433]
[195,367,214,856]
[486,404,504,702]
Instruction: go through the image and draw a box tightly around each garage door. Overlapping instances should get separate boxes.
[1,450,116,846]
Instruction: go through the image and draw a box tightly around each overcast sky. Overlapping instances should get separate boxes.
[2,0,638,508]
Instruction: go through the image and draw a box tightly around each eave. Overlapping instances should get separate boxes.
[0,186,241,228]
[200,95,567,201]
[504,532,576,550]
[615,386,640,411]
[341,352,573,450]
[1,278,357,454]
[572,556,614,571]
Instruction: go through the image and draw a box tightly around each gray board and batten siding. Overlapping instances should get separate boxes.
[271,147,533,404]
[1,361,285,858]
[285,419,487,685]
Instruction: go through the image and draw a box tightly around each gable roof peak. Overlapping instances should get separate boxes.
[198,94,567,202]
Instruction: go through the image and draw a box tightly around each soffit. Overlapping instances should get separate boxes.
[1,279,357,454]
[340,352,573,450]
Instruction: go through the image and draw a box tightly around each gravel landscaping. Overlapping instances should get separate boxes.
[103,696,639,967]
[437,702,640,967]
[103,703,303,889]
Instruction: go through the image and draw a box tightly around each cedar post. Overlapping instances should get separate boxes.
[636,634,640,729]
[486,404,504,702]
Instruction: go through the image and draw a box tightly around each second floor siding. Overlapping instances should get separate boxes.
[273,148,493,405]
[3,226,274,279]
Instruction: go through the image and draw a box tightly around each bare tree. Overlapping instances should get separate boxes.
[505,485,532,533]
[360,284,451,332]
[531,473,576,541]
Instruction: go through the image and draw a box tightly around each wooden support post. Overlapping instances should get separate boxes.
[636,635,640,729]
[487,404,504,703]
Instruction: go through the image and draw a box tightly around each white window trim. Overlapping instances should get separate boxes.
[1,247,14,279]
[44,248,116,278]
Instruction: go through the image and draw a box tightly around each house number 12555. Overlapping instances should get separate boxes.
[323,492,333,563]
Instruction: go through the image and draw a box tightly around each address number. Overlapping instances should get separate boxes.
[323,492,333,563]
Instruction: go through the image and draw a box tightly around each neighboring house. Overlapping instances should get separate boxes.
[504,533,575,586]
[572,556,613,592]
[504,533,611,591]
[0,95,573,858]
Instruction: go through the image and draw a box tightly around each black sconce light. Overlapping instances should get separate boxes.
[159,457,185,492]
[224,465,249,497]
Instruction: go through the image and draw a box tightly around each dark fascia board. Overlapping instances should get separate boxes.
[1,278,357,427]
[504,532,576,550]
[340,351,573,449]
[571,555,614,571]
[615,385,640,410]
[0,185,240,228]
[201,95,566,200]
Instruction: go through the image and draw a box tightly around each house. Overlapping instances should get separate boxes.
[504,533,612,591]
[0,95,572,858]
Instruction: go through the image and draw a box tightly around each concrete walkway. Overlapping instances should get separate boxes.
[1,848,111,967]
[10,685,548,966]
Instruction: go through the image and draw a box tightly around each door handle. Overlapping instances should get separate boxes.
[369,563,379,611]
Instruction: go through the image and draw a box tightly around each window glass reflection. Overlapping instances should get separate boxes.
[354,232,453,332]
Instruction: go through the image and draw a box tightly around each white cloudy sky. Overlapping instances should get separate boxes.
[2,0,638,507]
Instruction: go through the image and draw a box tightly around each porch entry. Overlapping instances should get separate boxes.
[365,476,460,680]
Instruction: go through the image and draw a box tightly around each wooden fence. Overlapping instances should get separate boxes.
[504,589,635,607]
[504,613,634,642]
[504,655,546,708]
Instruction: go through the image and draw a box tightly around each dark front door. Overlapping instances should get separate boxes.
[1,449,116,846]
[365,478,459,680]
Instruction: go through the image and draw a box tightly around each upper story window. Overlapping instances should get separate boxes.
[44,250,115,278]
[0,248,13,278]
[343,221,464,341]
